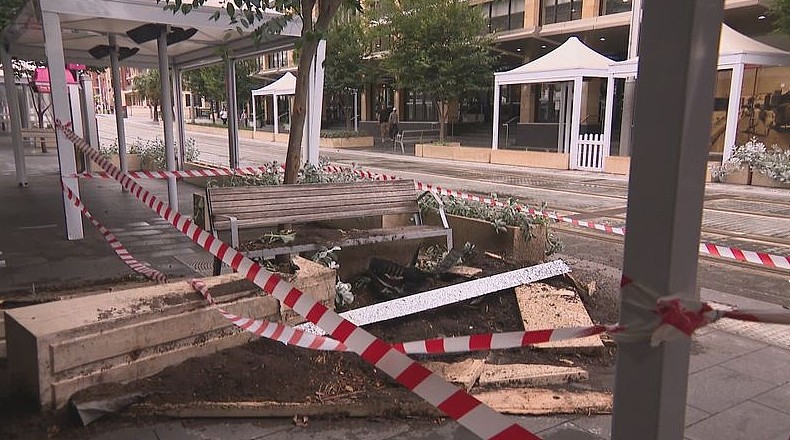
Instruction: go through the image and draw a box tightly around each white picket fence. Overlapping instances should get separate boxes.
[573,133,607,172]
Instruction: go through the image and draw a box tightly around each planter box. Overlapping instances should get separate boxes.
[4,274,281,410]
[319,136,374,149]
[93,153,142,171]
[426,213,547,265]
[490,150,569,170]
[751,172,790,188]
[603,156,630,175]
[416,145,490,163]
[720,167,750,185]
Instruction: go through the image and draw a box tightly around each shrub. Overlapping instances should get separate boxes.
[714,138,790,183]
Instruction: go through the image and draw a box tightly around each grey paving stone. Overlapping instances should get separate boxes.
[153,422,202,440]
[685,405,711,426]
[720,346,790,386]
[689,330,768,373]
[753,383,790,414]
[569,415,611,439]
[685,401,790,440]
[538,422,605,440]
[251,419,413,439]
[88,427,158,440]
[687,365,775,413]
[519,415,577,434]
[182,420,293,440]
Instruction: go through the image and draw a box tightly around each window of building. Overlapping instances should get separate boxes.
[602,0,632,15]
[185,94,191,107]
[479,0,525,33]
[265,51,289,70]
[405,90,437,122]
[541,0,582,25]
[534,83,563,123]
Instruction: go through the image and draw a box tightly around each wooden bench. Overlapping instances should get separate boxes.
[205,179,453,275]
[21,127,57,152]
[394,129,440,153]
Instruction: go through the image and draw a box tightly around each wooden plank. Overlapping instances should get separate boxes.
[213,204,418,230]
[515,284,604,353]
[208,180,415,201]
[478,364,588,387]
[211,200,416,221]
[209,192,416,213]
[424,359,485,390]
[473,388,613,415]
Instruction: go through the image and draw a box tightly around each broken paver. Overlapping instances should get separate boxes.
[515,284,604,353]
[478,364,588,387]
[473,388,613,415]
[423,359,486,390]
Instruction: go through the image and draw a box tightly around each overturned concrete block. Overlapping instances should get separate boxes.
[278,256,337,326]
[5,274,279,411]
[423,358,486,390]
[515,284,604,353]
[473,388,613,415]
[478,364,588,387]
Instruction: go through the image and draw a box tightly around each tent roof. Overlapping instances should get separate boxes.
[611,24,790,77]
[252,72,296,96]
[2,0,301,69]
[495,36,614,85]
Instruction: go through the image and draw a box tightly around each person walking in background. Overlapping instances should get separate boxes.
[239,109,247,127]
[378,107,389,142]
[220,108,228,125]
[388,108,399,140]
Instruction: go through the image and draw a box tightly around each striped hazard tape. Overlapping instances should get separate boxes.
[322,165,789,271]
[71,166,281,179]
[56,121,540,440]
[60,181,167,283]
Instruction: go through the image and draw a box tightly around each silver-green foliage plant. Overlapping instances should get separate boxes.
[715,138,790,183]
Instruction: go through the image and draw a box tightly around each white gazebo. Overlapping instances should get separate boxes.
[610,24,790,160]
[492,36,616,171]
[252,71,296,135]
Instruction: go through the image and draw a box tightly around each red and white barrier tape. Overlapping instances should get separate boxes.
[60,182,167,283]
[322,165,789,270]
[56,121,539,440]
[71,166,280,179]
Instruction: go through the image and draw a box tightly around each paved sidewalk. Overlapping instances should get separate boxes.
[0,133,788,439]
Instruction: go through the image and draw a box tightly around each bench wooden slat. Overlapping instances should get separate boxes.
[209,190,416,213]
[208,180,414,199]
[212,202,417,229]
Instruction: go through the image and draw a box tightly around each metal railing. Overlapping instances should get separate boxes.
[502,116,518,147]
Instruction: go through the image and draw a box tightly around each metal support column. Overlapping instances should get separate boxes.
[1,41,27,186]
[225,57,239,169]
[42,11,83,239]
[491,82,500,150]
[618,0,642,156]
[158,26,178,211]
[79,74,100,172]
[722,64,745,161]
[610,1,724,439]
[603,75,615,157]
[173,66,187,169]
[108,34,128,174]
[569,77,583,167]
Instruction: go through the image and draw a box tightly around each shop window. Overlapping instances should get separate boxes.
[602,0,632,15]
[541,0,582,25]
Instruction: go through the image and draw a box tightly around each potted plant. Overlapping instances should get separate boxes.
[715,138,790,188]
[319,130,374,149]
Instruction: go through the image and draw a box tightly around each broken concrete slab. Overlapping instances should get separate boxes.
[299,260,571,336]
[478,364,588,387]
[515,284,604,353]
[445,265,483,278]
[4,274,280,410]
[423,358,486,390]
[277,256,337,326]
[473,388,613,415]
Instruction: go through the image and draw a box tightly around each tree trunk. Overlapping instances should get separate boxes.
[153,104,159,122]
[436,99,449,141]
[283,37,320,184]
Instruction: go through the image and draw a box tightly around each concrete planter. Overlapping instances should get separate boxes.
[426,212,547,265]
[490,150,569,170]
[603,156,630,175]
[416,144,489,163]
[751,172,790,188]
[94,153,142,171]
[720,167,751,185]
[319,136,374,149]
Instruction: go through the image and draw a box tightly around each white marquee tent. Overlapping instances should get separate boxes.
[251,71,296,135]
[492,36,616,171]
[610,24,790,160]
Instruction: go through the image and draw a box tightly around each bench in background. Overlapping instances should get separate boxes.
[21,127,57,152]
[394,129,440,153]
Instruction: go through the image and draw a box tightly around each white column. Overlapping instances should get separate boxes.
[225,57,239,168]
[252,93,256,132]
[603,75,615,157]
[722,64,744,162]
[610,0,723,439]
[173,66,186,169]
[304,40,326,165]
[1,42,27,186]
[273,94,279,135]
[564,82,573,153]
[619,0,642,157]
[108,34,128,174]
[68,84,83,141]
[42,11,83,240]
[79,75,100,172]
[491,81,500,149]
[569,77,583,168]
[157,26,178,211]
[354,89,359,132]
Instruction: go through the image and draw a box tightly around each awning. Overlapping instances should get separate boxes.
[252,72,296,96]
[31,67,79,93]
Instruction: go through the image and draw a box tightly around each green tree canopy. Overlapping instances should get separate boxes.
[384,0,496,139]
[132,69,162,121]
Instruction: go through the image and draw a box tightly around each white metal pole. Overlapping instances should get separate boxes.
[225,57,239,168]
[273,94,279,136]
[564,83,573,153]
[557,83,567,153]
[173,66,186,169]
[252,92,256,132]
[569,77,583,168]
[610,1,724,439]
[305,40,326,165]
[491,81,500,150]
[619,0,642,156]
[79,74,99,173]
[157,26,178,211]
[108,34,127,174]
[1,42,27,186]
[42,11,83,240]
[354,89,359,132]
[722,64,744,162]
[603,75,615,157]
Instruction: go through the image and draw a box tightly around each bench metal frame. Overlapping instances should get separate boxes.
[394,129,440,153]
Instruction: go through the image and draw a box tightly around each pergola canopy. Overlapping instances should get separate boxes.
[252,72,296,96]
[494,36,614,85]
[610,24,790,77]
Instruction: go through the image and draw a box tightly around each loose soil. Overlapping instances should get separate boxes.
[0,250,620,440]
